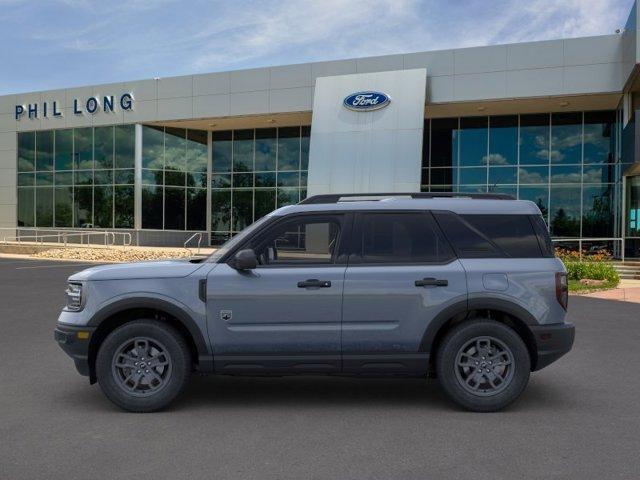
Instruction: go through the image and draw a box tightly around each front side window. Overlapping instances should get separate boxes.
[249,216,342,266]
[356,212,454,264]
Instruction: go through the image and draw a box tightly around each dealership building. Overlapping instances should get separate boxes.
[3,3,640,255]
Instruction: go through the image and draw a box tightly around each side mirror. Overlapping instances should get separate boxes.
[233,249,258,270]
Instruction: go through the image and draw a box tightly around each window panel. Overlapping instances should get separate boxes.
[74,186,93,228]
[458,167,486,185]
[251,218,340,265]
[36,130,54,171]
[17,188,34,227]
[430,118,458,168]
[212,131,232,172]
[141,186,163,229]
[94,126,114,170]
[115,124,135,169]
[301,126,310,170]
[186,171,207,188]
[54,186,73,228]
[54,171,73,185]
[93,186,113,228]
[142,168,163,186]
[583,164,615,184]
[18,172,34,187]
[359,213,454,264]
[94,169,113,185]
[114,186,134,228]
[462,214,542,257]
[488,115,517,166]
[75,170,93,186]
[519,114,549,166]
[550,165,581,184]
[277,127,300,171]
[211,174,231,188]
[232,189,253,231]
[488,166,517,185]
[142,126,164,169]
[551,112,582,165]
[255,172,276,187]
[54,129,73,171]
[519,166,548,184]
[114,169,134,185]
[584,111,615,165]
[186,129,208,172]
[186,188,207,231]
[164,170,185,187]
[277,171,299,187]
[164,187,185,230]
[582,184,614,238]
[459,117,487,167]
[255,128,277,171]
[211,190,231,232]
[74,127,93,170]
[35,171,53,186]
[233,172,253,188]
[277,187,299,207]
[549,185,581,237]
[35,187,53,227]
[165,127,186,172]
[233,129,254,172]
[255,189,276,220]
[18,132,35,172]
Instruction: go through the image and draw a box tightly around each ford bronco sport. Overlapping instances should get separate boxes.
[54,192,574,412]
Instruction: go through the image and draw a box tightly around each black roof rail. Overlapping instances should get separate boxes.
[299,192,515,205]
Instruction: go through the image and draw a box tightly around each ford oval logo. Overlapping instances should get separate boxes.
[343,91,391,111]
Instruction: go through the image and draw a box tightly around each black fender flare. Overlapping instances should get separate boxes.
[419,297,538,354]
[87,296,212,369]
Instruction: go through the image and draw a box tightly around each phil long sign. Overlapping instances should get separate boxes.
[15,93,134,120]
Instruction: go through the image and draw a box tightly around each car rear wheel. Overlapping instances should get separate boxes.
[436,319,530,412]
[96,320,191,412]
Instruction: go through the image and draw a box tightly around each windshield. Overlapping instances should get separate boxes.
[206,215,273,263]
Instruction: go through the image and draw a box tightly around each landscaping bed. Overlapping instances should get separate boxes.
[31,247,196,263]
[556,248,620,293]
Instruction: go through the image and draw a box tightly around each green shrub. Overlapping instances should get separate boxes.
[564,261,620,283]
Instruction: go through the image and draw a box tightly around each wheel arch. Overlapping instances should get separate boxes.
[422,298,539,372]
[86,297,212,384]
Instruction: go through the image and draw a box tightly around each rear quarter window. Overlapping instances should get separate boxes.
[433,212,547,258]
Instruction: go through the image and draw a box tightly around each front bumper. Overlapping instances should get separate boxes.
[530,321,575,371]
[54,324,96,377]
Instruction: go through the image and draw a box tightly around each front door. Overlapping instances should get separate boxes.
[206,213,351,373]
[341,211,467,374]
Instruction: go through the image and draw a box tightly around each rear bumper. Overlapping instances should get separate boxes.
[531,322,575,371]
[54,324,96,377]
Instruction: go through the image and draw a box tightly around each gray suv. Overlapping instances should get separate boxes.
[54,193,574,412]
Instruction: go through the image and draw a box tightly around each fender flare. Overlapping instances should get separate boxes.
[419,297,538,354]
[87,296,211,368]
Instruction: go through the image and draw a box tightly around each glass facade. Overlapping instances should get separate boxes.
[15,112,624,246]
[422,111,622,239]
[17,125,135,228]
[141,126,208,231]
[210,126,310,244]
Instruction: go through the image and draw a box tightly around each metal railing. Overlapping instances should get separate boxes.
[183,232,203,254]
[1,229,132,248]
[552,237,625,261]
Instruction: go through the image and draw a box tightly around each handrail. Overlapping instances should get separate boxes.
[184,232,203,254]
[2,230,132,249]
[551,237,625,262]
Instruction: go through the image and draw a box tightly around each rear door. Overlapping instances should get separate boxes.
[341,211,467,374]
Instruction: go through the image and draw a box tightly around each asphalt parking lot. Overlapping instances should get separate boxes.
[1,257,639,480]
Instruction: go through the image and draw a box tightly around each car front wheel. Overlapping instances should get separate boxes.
[436,319,531,412]
[96,320,191,412]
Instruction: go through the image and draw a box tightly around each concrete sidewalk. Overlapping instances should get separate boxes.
[578,280,640,303]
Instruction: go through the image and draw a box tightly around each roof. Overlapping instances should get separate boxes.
[273,195,542,216]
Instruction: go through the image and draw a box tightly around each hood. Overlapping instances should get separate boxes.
[68,258,206,282]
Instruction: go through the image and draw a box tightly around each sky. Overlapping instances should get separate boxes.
[0,0,636,95]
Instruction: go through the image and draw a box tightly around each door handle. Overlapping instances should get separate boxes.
[297,279,332,288]
[415,277,448,287]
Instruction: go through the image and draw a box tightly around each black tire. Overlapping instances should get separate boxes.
[436,319,530,412]
[96,320,191,413]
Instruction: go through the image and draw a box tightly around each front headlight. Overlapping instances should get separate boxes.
[65,283,83,311]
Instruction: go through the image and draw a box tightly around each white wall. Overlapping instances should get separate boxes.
[307,69,426,196]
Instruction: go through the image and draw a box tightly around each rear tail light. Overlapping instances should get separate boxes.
[555,272,568,310]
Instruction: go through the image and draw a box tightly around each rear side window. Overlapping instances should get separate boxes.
[530,215,554,257]
[355,212,455,264]
[434,212,545,258]
[461,214,543,258]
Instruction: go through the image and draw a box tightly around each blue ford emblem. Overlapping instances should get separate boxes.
[343,91,391,111]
